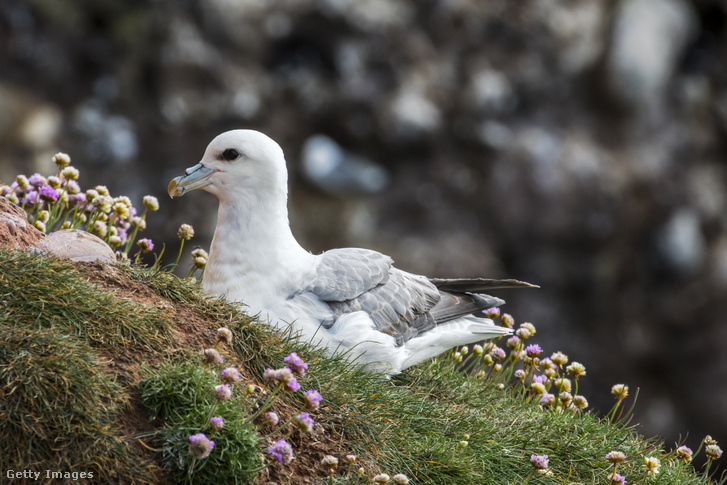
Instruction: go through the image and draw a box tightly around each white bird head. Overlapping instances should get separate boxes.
[168,129,288,203]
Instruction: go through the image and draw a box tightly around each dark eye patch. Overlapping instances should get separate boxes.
[221,148,240,161]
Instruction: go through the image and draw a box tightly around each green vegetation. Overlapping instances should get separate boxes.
[0,249,724,484]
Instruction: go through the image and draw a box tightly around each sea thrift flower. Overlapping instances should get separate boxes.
[214,384,232,401]
[558,391,573,407]
[47,176,61,189]
[675,446,693,463]
[392,474,410,485]
[284,352,308,376]
[514,369,525,381]
[177,223,194,240]
[611,384,629,399]
[490,347,506,361]
[39,185,59,202]
[143,195,159,211]
[554,377,572,393]
[61,166,79,180]
[566,362,586,378]
[606,451,626,464]
[501,313,515,328]
[458,440,468,449]
[525,344,542,357]
[286,377,301,392]
[573,395,589,409]
[28,173,47,188]
[530,454,549,469]
[294,412,315,432]
[137,238,154,253]
[607,472,626,484]
[550,351,568,366]
[472,344,483,356]
[267,439,294,465]
[515,327,532,339]
[217,327,233,344]
[34,221,46,232]
[706,444,723,460]
[52,152,71,167]
[221,367,241,383]
[483,307,501,319]
[704,435,718,446]
[265,411,279,426]
[521,322,536,335]
[203,348,223,364]
[342,454,356,464]
[506,336,520,349]
[540,392,555,407]
[321,455,338,470]
[188,433,215,459]
[15,175,30,189]
[108,235,122,248]
[643,456,660,476]
[303,390,323,411]
[531,382,546,395]
[192,248,208,269]
[452,351,463,362]
[540,357,555,370]
[373,474,391,484]
[209,416,224,431]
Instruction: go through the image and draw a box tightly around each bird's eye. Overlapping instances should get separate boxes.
[221,149,240,161]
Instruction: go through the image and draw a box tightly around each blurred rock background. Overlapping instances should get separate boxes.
[1,0,726,467]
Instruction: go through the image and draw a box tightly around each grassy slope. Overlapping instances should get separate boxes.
[0,249,719,484]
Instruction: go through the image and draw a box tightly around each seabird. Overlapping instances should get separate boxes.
[168,130,536,374]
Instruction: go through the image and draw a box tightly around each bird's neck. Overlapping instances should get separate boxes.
[202,188,314,304]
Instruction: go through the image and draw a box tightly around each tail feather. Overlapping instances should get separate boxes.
[428,278,539,293]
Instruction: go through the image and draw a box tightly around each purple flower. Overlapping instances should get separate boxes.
[532,374,548,385]
[203,348,223,364]
[483,307,501,319]
[506,336,520,349]
[294,412,315,432]
[525,344,542,358]
[608,472,626,485]
[28,173,47,188]
[283,352,308,377]
[303,390,323,411]
[68,192,87,207]
[286,377,301,392]
[265,411,279,426]
[490,347,506,362]
[263,367,299,391]
[214,384,232,401]
[605,451,626,464]
[38,185,59,203]
[540,392,555,407]
[267,439,294,465]
[530,454,549,469]
[209,416,224,431]
[137,238,154,253]
[22,191,39,207]
[221,367,241,383]
[188,433,215,459]
[675,445,693,463]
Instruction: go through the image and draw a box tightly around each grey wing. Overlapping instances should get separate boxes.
[301,248,442,344]
[306,248,393,301]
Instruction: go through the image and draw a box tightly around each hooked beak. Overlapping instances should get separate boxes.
[168,163,216,198]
